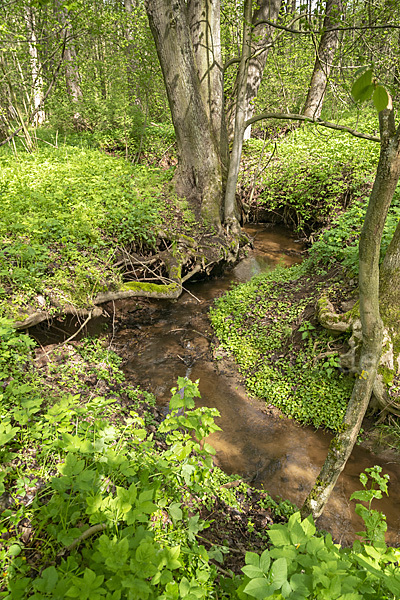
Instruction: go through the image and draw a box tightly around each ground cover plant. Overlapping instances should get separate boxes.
[310,190,400,275]
[210,262,354,431]
[239,116,380,236]
[1,320,399,599]
[0,136,173,319]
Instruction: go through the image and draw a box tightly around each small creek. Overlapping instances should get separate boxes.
[34,224,400,545]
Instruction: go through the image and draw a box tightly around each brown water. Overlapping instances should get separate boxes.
[33,224,400,545]
[117,224,400,545]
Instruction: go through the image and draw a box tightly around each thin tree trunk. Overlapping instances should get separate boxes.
[145,0,225,226]
[224,0,253,226]
[56,3,82,105]
[301,105,400,519]
[380,211,400,332]
[24,8,45,125]
[302,0,342,119]
[227,0,282,140]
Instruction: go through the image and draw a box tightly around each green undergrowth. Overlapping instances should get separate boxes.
[310,191,400,275]
[238,466,400,600]
[0,320,259,599]
[241,117,380,234]
[1,322,399,599]
[0,136,175,317]
[210,262,353,431]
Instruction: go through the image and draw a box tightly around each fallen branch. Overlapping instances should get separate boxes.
[57,523,107,557]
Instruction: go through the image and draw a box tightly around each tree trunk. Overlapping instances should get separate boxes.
[301,105,400,520]
[145,0,225,227]
[302,0,341,119]
[224,0,253,227]
[24,8,45,126]
[188,0,229,169]
[227,0,282,140]
[56,4,83,105]
[243,0,282,139]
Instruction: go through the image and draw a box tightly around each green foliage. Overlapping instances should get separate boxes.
[210,264,352,431]
[0,324,242,600]
[352,68,390,112]
[350,466,390,544]
[240,121,379,235]
[310,190,400,273]
[238,468,400,600]
[0,139,168,314]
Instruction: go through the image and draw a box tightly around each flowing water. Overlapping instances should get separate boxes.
[34,224,400,545]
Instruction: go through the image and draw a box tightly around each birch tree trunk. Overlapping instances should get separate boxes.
[24,8,45,125]
[302,0,342,119]
[301,105,400,519]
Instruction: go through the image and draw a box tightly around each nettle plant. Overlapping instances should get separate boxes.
[238,467,400,600]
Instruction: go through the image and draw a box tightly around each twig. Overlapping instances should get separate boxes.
[33,311,92,362]
[181,285,202,303]
[57,523,107,556]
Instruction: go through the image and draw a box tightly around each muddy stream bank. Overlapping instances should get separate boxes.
[35,225,400,546]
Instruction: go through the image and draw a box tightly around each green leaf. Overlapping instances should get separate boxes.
[373,85,389,112]
[268,524,291,547]
[243,577,271,599]
[169,502,183,523]
[242,565,265,578]
[259,549,271,574]
[351,69,373,101]
[270,557,287,588]
[357,84,374,102]
[245,552,260,568]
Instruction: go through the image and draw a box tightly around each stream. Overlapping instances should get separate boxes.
[34,224,400,546]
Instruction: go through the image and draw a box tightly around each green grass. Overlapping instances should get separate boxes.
[0,139,170,316]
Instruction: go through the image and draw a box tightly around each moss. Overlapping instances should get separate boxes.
[120,281,178,294]
[169,263,182,281]
[179,234,196,247]
[378,365,395,386]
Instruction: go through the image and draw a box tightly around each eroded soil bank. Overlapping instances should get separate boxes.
[32,225,400,546]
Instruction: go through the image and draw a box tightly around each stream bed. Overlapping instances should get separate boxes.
[34,224,400,545]
[115,224,400,546]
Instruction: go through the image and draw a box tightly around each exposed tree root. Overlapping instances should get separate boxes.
[13,230,243,331]
[316,294,400,418]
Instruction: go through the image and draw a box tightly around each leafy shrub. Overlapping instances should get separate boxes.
[238,467,400,600]
[0,323,231,600]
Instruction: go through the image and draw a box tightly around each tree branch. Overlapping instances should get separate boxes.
[245,112,380,142]
[254,19,400,35]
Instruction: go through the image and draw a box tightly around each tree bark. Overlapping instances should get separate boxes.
[145,0,225,227]
[302,0,342,119]
[224,0,253,227]
[24,7,45,126]
[56,4,83,105]
[227,0,282,140]
[188,0,229,169]
[301,105,400,520]
[243,0,281,139]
